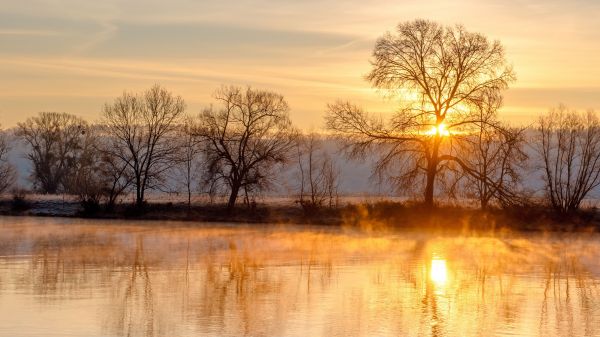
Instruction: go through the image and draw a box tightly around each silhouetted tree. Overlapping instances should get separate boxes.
[102,85,186,207]
[60,126,133,212]
[60,125,105,210]
[173,116,202,209]
[16,112,89,193]
[326,19,515,207]
[97,141,135,210]
[456,92,527,209]
[0,127,15,193]
[537,105,600,213]
[195,86,296,209]
[295,133,340,212]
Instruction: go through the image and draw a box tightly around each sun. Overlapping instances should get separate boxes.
[430,258,448,286]
[425,123,450,136]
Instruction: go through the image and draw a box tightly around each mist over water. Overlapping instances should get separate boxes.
[0,217,599,337]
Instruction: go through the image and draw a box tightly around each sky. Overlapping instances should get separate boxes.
[0,0,599,130]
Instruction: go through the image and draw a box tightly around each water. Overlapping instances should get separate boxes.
[0,216,599,337]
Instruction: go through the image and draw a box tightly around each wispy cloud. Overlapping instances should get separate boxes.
[71,21,118,55]
[0,0,599,128]
[0,29,62,36]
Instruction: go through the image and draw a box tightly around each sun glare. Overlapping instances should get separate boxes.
[430,259,448,286]
[425,123,450,136]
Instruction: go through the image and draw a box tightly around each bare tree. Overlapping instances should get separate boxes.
[68,163,105,212]
[195,86,297,209]
[102,85,186,207]
[326,19,515,207]
[173,116,202,209]
[16,112,89,194]
[0,127,16,193]
[456,92,527,209]
[295,133,340,212]
[62,125,104,209]
[537,105,600,213]
[62,126,133,211]
[98,148,134,209]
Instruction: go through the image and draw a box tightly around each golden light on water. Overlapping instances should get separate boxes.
[0,218,599,337]
[430,258,448,286]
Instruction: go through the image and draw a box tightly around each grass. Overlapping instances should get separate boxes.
[0,194,598,232]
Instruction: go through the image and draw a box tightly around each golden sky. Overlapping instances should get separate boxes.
[0,0,599,129]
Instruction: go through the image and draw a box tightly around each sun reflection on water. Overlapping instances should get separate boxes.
[0,218,599,337]
[430,258,448,286]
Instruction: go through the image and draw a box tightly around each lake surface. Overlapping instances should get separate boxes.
[0,216,599,337]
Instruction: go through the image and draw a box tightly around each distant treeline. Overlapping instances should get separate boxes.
[0,19,599,215]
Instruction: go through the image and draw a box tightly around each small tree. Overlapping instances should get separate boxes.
[102,85,186,207]
[0,127,15,193]
[196,86,297,209]
[96,136,134,210]
[62,126,133,212]
[455,92,527,209]
[173,117,202,209]
[295,133,340,212]
[16,112,89,194]
[68,159,106,213]
[537,105,600,213]
[61,125,104,210]
[100,158,133,209]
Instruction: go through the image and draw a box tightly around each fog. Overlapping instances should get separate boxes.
[0,217,599,336]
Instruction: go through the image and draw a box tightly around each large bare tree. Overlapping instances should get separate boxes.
[537,106,600,213]
[16,112,89,194]
[102,85,186,207]
[195,86,296,209]
[326,19,515,207]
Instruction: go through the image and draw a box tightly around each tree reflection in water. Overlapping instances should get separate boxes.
[0,217,599,337]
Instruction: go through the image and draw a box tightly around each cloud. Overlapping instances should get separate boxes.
[0,0,599,129]
[0,29,62,36]
[71,21,119,55]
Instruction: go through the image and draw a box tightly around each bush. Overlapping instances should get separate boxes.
[10,189,30,212]
[79,197,101,215]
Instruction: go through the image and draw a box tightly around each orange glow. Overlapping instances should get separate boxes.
[0,219,596,336]
[425,123,450,136]
[430,258,448,286]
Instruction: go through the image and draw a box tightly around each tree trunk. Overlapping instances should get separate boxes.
[481,198,488,210]
[424,136,441,208]
[43,178,58,194]
[106,197,116,211]
[136,195,144,208]
[136,186,144,208]
[424,164,436,207]
[480,184,488,210]
[227,183,241,210]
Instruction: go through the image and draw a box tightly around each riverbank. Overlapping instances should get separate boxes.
[0,195,598,232]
